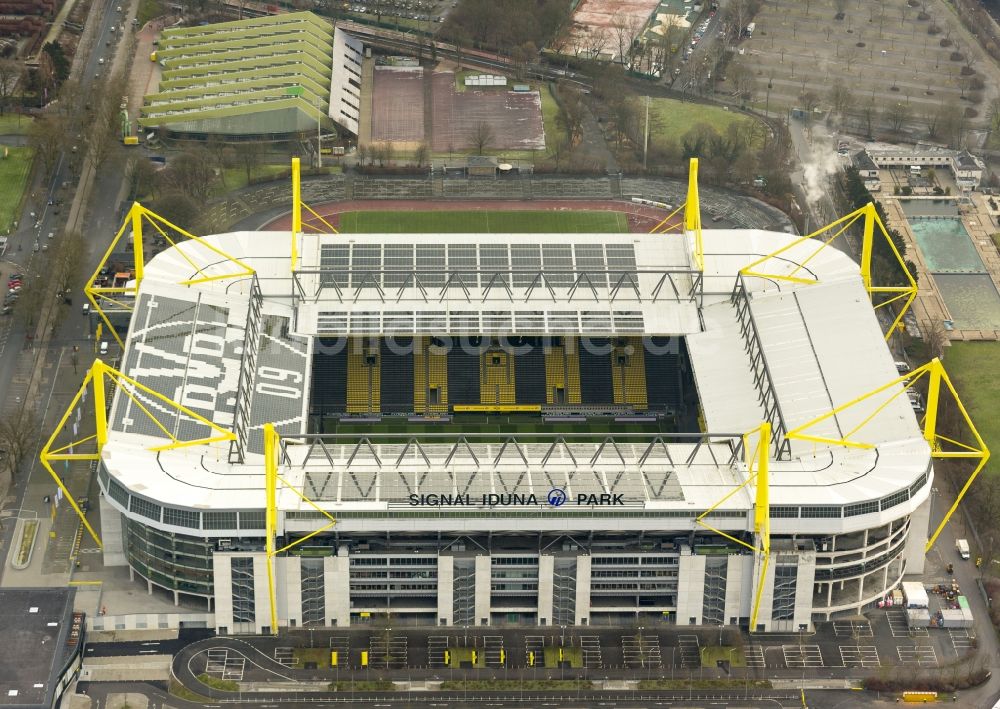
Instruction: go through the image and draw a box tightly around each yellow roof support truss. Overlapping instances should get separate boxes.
[649,158,704,271]
[290,157,338,273]
[263,423,336,635]
[784,358,988,553]
[696,422,770,632]
[84,202,256,349]
[39,360,237,549]
[740,202,917,341]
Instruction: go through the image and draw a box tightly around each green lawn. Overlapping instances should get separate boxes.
[292,647,331,668]
[539,84,568,151]
[543,645,583,668]
[701,645,746,668]
[943,342,1000,476]
[647,98,758,149]
[0,114,32,136]
[0,146,33,233]
[338,210,627,233]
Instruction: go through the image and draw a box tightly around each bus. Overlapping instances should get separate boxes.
[744,22,756,38]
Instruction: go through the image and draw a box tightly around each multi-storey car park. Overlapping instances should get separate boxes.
[48,160,987,637]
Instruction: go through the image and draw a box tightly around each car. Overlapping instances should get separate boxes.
[42,243,48,251]
[98,58,105,64]
[1,306,10,315]
[100,341,109,355]
[82,303,90,315]
[32,242,39,252]
[47,231,54,239]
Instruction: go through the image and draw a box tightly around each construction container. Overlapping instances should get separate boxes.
[902,581,929,609]
[906,608,930,628]
[940,608,973,629]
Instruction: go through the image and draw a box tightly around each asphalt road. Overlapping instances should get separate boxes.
[0,0,129,581]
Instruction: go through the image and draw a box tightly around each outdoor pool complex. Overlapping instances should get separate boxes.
[909,216,1000,330]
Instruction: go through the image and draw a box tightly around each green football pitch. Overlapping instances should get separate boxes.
[337,210,629,233]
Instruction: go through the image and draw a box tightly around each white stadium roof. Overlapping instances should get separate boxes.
[99,227,932,533]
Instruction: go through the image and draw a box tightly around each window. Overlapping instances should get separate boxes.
[845,501,879,517]
[239,510,265,530]
[880,489,909,511]
[801,506,842,518]
[129,495,162,522]
[204,511,238,530]
[163,507,200,529]
[770,506,799,518]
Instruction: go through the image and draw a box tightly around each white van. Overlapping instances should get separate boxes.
[82,303,90,315]
[99,340,109,355]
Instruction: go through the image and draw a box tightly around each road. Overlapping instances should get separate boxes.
[0,0,131,579]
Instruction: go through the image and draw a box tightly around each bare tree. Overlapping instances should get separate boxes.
[414,142,429,168]
[240,141,265,184]
[0,408,40,492]
[162,148,217,204]
[827,81,855,118]
[469,121,494,155]
[883,102,911,132]
[924,319,949,360]
[0,59,19,115]
[27,116,64,181]
[205,134,230,186]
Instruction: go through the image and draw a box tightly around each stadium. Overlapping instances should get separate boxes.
[47,160,987,636]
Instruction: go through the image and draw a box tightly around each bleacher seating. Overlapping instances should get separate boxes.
[381,337,414,413]
[448,344,481,405]
[644,337,682,412]
[579,338,614,405]
[310,338,347,416]
[514,338,546,405]
[347,338,380,413]
[480,345,515,406]
[414,336,449,414]
[544,337,582,405]
[611,336,648,409]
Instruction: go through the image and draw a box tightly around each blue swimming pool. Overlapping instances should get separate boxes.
[908,218,985,273]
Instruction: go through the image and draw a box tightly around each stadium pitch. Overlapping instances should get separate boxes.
[337,210,629,233]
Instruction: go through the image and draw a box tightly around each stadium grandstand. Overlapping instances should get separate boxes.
[139,12,337,136]
[50,161,987,635]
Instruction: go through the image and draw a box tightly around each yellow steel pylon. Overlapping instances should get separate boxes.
[263,424,336,634]
[739,203,917,341]
[84,203,255,349]
[39,360,237,548]
[784,358,988,553]
[696,422,770,631]
[290,157,338,272]
[648,158,704,271]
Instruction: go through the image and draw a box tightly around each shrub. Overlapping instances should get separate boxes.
[950,51,965,61]
[917,11,930,20]
[970,76,985,90]
[928,23,941,35]
[940,37,952,46]
[965,107,978,118]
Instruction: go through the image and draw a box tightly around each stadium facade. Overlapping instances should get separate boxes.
[75,187,948,636]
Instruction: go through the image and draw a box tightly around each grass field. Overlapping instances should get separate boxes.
[0,114,32,136]
[338,210,628,233]
[0,146,33,233]
[648,98,758,150]
[539,84,568,152]
[943,342,1000,476]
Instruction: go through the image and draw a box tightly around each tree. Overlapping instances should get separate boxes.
[240,141,265,184]
[800,90,821,116]
[0,408,40,492]
[126,155,159,201]
[162,149,216,204]
[414,142,429,168]
[0,59,19,115]
[469,121,494,155]
[150,192,200,228]
[27,116,65,181]
[987,97,1000,145]
[827,81,854,118]
[205,134,230,186]
[883,102,911,133]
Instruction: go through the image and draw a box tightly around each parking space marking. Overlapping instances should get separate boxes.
[205,648,228,675]
[839,645,880,668]
[833,620,872,637]
[676,634,699,669]
[273,647,294,667]
[897,645,936,667]
[223,656,245,681]
[428,635,449,668]
[782,645,823,668]
[886,610,929,638]
[483,635,504,666]
[369,635,408,668]
[948,629,974,656]
[744,645,765,668]
[621,634,662,668]
[578,634,603,669]
[525,635,544,666]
